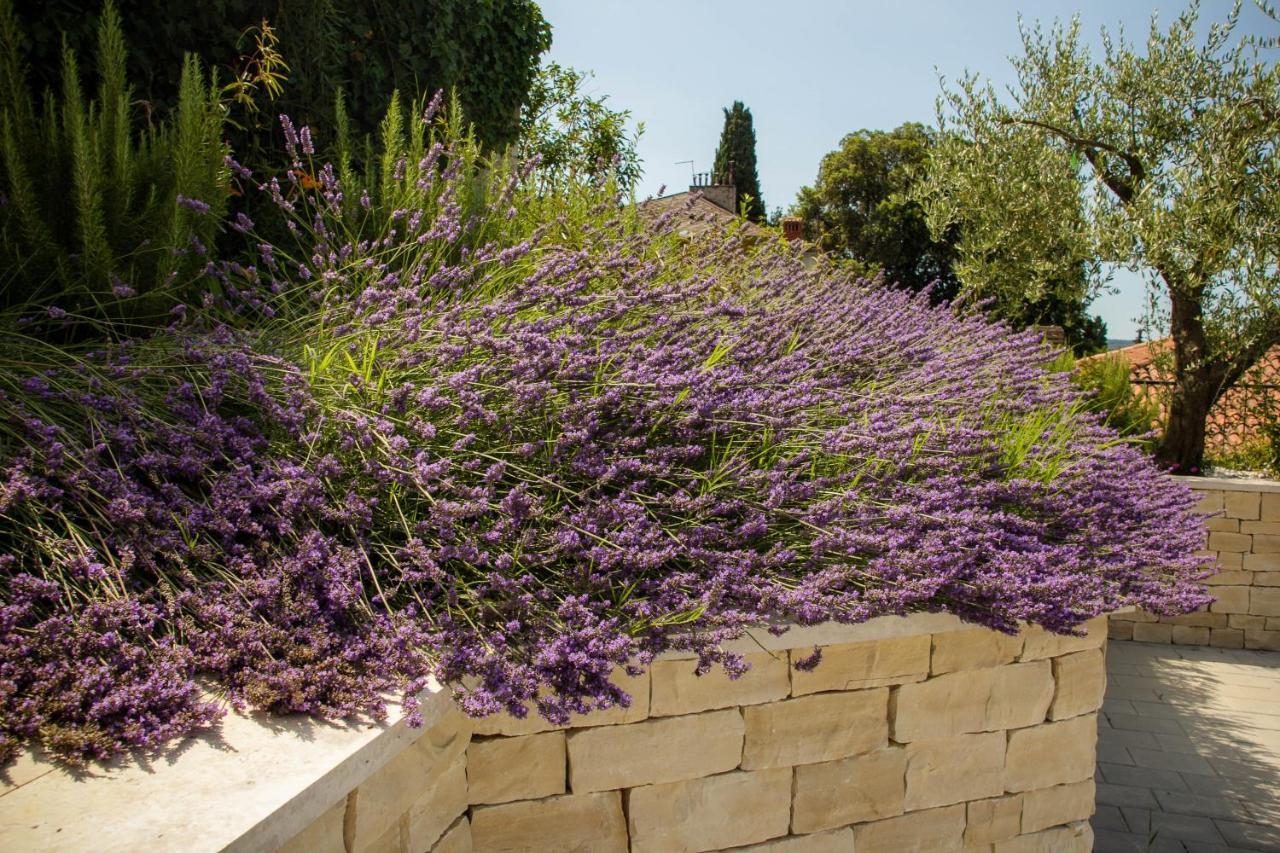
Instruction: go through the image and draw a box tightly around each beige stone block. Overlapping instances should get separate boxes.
[789,634,929,695]
[1204,516,1240,532]
[1004,715,1097,792]
[1262,492,1280,522]
[852,803,966,852]
[471,668,649,736]
[1245,629,1280,651]
[732,828,856,851]
[1131,622,1173,643]
[1164,610,1228,627]
[1256,571,1280,586]
[995,821,1093,853]
[404,752,469,853]
[1209,531,1253,553]
[792,747,907,832]
[979,662,1055,731]
[651,652,789,716]
[891,662,1051,742]
[905,731,1005,810]
[566,708,742,793]
[1210,627,1245,648]
[742,688,888,769]
[430,817,472,853]
[1161,608,1219,626]
[1242,521,1280,535]
[1204,570,1252,586]
[1018,617,1105,660]
[1171,625,1211,645]
[931,628,1023,675]
[1021,779,1095,833]
[1212,551,1245,570]
[1230,613,1267,629]
[1210,585,1251,614]
[470,791,627,853]
[966,795,1024,846]
[1193,489,1225,514]
[1251,587,1280,616]
[467,732,565,805]
[1120,609,1159,623]
[1245,553,1280,572]
[1049,649,1105,720]
[1254,534,1280,553]
[472,711,557,738]
[278,796,346,853]
[1269,617,1280,631]
[626,768,791,853]
[349,708,471,852]
[1107,619,1133,641]
[1225,490,1262,520]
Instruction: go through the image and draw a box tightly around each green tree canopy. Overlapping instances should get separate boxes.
[915,1,1280,469]
[10,0,551,152]
[712,101,765,222]
[795,123,1105,349]
[794,123,960,303]
[518,62,643,193]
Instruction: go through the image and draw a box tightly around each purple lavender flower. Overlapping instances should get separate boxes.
[175,195,211,214]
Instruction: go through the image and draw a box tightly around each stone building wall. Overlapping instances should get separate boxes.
[1109,477,1280,650]
[278,616,1109,853]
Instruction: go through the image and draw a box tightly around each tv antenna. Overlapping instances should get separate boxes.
[675,160,695,182]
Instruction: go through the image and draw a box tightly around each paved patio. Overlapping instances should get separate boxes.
[1094,640,1280,852]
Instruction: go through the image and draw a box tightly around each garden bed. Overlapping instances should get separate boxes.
[1,612,1107,852]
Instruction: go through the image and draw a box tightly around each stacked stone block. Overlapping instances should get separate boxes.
[278,616,1108,853]
[1109,480,1280,650]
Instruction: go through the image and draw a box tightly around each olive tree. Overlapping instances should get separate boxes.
[916,2,1280,470]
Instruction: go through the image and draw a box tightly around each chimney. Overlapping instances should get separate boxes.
[781,217,803,242]
[690,171,737,214]
[1030,325,1066,347]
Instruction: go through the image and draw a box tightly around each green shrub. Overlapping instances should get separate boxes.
[1055,351,1161,445]
[0,0,228,329]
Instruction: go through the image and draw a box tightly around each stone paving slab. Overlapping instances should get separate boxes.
[1094,640,1280,852]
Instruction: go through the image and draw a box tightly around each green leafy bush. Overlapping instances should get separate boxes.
[0,0,227,329]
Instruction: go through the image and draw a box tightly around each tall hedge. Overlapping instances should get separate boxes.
[12,0,551,151]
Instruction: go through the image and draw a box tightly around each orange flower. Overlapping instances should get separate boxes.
[292,169,321,190]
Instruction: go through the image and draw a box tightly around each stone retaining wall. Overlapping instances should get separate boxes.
[278,616,1108,853]
[1109,476,1280,650]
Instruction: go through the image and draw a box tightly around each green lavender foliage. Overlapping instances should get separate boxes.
[0,0,228,329]
[1052,351,1161,446]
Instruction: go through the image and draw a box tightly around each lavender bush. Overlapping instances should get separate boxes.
[0,99,1211,765]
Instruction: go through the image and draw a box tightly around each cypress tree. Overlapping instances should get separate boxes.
[712,101,764,222]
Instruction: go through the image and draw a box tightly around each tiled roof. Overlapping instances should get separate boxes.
[1086,337,1280,453]
[637,192,823,267]
[637,191,771,240]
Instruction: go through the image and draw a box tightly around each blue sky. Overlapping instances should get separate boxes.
[536,0,1272,341]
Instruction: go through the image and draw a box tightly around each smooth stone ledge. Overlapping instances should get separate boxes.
[1176,474,1280,493]
[0,679,456,853]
